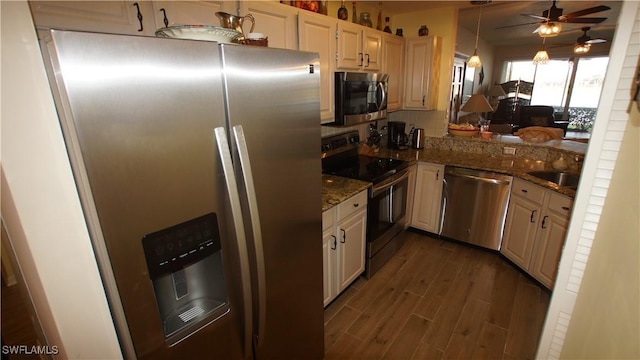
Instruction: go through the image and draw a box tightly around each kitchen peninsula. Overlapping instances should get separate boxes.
[323,134,587,207]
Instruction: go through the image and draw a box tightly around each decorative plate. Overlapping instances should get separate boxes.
[155,25,243,43]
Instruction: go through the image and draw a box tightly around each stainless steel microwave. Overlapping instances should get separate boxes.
[330,72,388,127]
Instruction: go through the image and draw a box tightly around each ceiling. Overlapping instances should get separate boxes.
[382,0,622,48]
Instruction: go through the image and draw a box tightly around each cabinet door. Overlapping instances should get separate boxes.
[337,209,366,293]
[152,1,235,30]
[298,12,336,123]
[404,36,441,110]
[411,163,444,233]
[530,211,569,288]
[336,21,362,70]
[382,34,405,111]
[363,30,382,71]
[404,164,417,229]
[239,1,298,50]
[501,195,541,269]
[30,1,155,36]
[322,227,337,306]
[322,207,337,306]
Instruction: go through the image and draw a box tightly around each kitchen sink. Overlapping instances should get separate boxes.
[528,171,580,188]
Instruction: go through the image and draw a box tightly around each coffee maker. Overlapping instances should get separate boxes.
[388,121,409,150]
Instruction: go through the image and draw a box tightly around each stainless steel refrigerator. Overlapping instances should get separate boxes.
[42,30,323,359]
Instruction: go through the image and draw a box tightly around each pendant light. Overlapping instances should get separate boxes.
[533,37,550,65]
[467,1,486,68]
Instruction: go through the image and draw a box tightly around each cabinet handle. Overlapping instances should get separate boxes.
[365,54,370,67]
[353,203,359,208]
[133,2,143,32]
[422,95,425,106]
[541,215,549,229]
[562,206,570,211]
[358,53,363,67]
[436,170,439,180]
[521,189,528,193]
[340,229,346,243]
[331,235,337,250]
[160,8,169,27]
[530,210,537,223]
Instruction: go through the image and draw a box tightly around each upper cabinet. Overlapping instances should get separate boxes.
[29,1,156,36]
[336,22,382,72]
[29,1,236,37]
[404,36,442,110]
[239,1,299,50]
[298,11,336,123]
[152,1,236,29]
[382,33,405,111]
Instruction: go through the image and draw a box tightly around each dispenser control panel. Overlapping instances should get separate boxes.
[142,213,222,278]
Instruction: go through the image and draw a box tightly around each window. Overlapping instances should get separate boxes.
[504,57,608,132]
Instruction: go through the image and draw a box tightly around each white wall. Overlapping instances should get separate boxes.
[0,1,122,358]
[536,1,640,358]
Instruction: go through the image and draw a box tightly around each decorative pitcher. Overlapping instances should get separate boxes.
[215,12,255,39]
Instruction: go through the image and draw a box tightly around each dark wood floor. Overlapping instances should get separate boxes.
[324,230,550,360]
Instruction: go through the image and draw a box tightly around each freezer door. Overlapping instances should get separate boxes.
[220,44,324,359]
[44,30,247,359]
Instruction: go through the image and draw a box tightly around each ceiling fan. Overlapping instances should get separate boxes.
[497,1,611,34]
[550,27,607,54]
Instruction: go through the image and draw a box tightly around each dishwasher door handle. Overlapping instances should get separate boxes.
[446,171,511,186]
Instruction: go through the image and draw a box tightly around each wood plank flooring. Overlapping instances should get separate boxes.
[324,230,550,360]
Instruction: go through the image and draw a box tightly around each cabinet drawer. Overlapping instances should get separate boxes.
[512,178,546,204]
[337,190,368,221]
[322,207,335,232]
[546,192,573,217]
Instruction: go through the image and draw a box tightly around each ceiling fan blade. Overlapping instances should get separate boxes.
[586,38,607,44]
[522,14,549,21]
[495,21,540,30]
[560,5,611,20]
[563,17,608,24]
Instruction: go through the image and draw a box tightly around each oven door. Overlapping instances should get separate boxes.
[367,168,409,251]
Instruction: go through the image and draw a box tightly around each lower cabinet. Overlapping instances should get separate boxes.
[501,178,573,288]
[322,189,367,306]
[411,162,445,233]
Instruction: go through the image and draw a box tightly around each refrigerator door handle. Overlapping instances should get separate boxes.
[213,127,253,358]
[232,125,267,349]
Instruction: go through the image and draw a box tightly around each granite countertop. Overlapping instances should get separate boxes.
[321,134,585,212]
[322,175,371,212]
[374,134,585,197]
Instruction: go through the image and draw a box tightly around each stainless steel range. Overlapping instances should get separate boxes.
[322,131,409,278]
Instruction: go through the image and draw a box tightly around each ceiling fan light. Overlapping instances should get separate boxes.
[468,50,482,68]
[574,43,591,54]
[538,22,562,37]
[533,50,550,65]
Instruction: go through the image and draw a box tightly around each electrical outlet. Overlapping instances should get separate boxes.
[503,146,516,155]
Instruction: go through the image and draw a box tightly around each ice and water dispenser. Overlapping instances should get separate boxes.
[142,213,229,343]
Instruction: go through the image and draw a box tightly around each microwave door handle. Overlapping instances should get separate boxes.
[213,127,253,359]
[231,125,266,349]
[376,81,386,111]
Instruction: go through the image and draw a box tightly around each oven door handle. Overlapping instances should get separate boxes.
[371,168,410,196]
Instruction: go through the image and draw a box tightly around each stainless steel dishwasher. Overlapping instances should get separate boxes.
[440,166,512,250]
